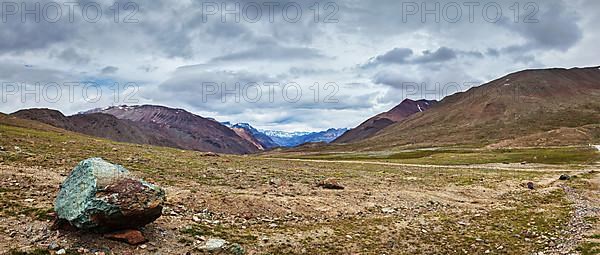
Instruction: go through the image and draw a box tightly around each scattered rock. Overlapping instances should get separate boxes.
[104,229,148,245]
[54,158,166,232]
[527,182,535,190]
[559,175,570,181]
[317,178,345,190]
[56,249,66,255]
[228,243,245,255]
[202,152,220,157]
[269,178,283,187]
[381,207,396,214]
[192,215,201,222]
[197,238,228,252]
[48,242,60,250]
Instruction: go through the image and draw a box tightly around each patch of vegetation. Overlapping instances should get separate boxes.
[281,146,599,165]
[588,234,600,239]
[577,242,600,255]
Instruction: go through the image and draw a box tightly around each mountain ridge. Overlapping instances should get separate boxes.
[354,66,600,150]
[334,99,437,143]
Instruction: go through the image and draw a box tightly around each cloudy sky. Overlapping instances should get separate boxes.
[0,0,598,131]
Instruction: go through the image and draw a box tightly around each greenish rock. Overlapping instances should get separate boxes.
[228,243,246,255]
[54,158,165,231]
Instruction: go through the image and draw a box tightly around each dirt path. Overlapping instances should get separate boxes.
[543,171,600,254]
[264,157,576,172]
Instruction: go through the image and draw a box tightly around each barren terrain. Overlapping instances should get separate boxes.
[1,121,600,254]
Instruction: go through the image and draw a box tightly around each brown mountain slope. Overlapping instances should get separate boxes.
[11,108,76,131]
[232,127,265,150]
[352,66,600,150]
[87,105,259,154]
[487,124,600,148]
[334,99,437,143]
[10,109,172,146]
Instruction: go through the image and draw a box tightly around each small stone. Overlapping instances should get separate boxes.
[527,182,535,190]
[381,207,395,214]
[269,178,283,187]
[197,238,227,251]
[228,243,245,255]
[139,244,147,249]
[316,178,344,190]
[559,175,570,181]
[269,223,278,228]
[56,249,66,255]
[48,242,60,250]
[104,229,148,245]
[202,152,220,157]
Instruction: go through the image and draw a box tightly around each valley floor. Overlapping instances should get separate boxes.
[1,123,600,254]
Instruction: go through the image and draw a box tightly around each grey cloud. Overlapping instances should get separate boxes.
[210,43,326,62]
[498,0,582,52]
[55,48,91,65]
[367,48,414,65]
[486,48,500,57]
[364,47,483,68]
[0,0,596,131]
[153,65,376,116]
[412,47,457,64]
[372,67,482,102]
[101,66,119,75]
[138,65,158,73]
[0,63,73,83]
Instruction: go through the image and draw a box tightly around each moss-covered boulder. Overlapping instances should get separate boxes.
[54,158,165,231]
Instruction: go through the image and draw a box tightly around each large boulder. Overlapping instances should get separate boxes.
[54,158,165,232]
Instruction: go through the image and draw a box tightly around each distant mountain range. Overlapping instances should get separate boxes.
[223,122,348,148]
[261,128,349,147]
[10,105,349,154]
[13,105,259,154]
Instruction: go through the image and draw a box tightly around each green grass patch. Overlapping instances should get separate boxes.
[577,242,600,255]
[284,147,599,165]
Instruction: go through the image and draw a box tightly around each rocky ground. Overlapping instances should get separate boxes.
[1,123,600,254]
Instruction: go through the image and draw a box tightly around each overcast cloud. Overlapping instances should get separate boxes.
[0,0,597,131]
